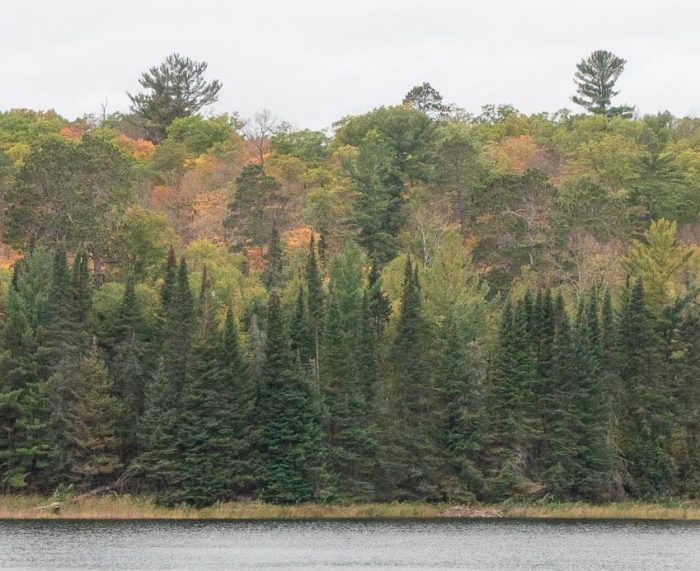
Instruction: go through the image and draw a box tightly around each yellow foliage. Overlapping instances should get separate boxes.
[491,135,548,175]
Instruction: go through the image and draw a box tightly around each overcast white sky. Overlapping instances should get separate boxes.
[2,0,699,129]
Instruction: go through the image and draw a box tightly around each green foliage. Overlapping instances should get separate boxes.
[4,60,700,506]
[128,53,222,143]
[166,115,232,155]
[572,50,634,117]
[47,340,121,487]
[3,135,134,262]
[622,219,691,309]
[380,257,441,500]
[226,164,283,247]
[255,292,326,503]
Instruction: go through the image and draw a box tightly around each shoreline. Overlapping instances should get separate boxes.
[0,497,699,521]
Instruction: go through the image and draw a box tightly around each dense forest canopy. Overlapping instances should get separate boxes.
[0,51,699,505]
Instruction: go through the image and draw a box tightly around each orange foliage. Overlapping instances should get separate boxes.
[0,246,21,269]
[463,232,479,253]
[60,126,84,141]
[150,185,172,207]
[283,226,314,251]
[246,246,266,271]
[117,134,155,159]
[492,135,549,175]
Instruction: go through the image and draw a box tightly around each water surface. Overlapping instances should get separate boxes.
[0,519,698,569]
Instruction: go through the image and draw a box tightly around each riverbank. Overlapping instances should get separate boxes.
[1,496,699,520]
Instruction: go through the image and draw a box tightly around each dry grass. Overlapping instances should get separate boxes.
[0,496,448,520]
[0,496,698,520]
[504,501,700,520]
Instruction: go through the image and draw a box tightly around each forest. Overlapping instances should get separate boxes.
[0,50,699,507]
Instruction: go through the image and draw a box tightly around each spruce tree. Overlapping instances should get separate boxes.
[48,339,121,487]
[571,304,615,500]
[162,257,194,398]
[618,278,674,497]
[175,267,238,506]
[380,257,441,500]
[255,292,326,503]
[221,308,255,495]
[305,235,324,378]
[434,316,483,501]
[674,305,700,497]
[367,260,391,336]
[320,244,377,501]
[110,278,148,464]
[0,247,52,491]
[486,299,537,499]
[262,225,284,290]
[289,286,313,367]
[135,360,179,500]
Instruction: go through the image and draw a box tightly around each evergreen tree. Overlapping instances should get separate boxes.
[571,304,615,500]
[262,225,284,290]
[305,235,324,377]
[47,339,120,487]
[175,267,239,506]
[571,50,634,117]
[434,316,483,501]
[255,292,326,503]
[367,260,391,336]
[110,278,148,464]
[162,257,194,398]
[135,360,179,500]
[674,305,700,497]
[321,244,376,501]
[486,299,537,499]
[160,246,177,310]
[618,278,674,497]
[0,248,52,491]
[221,308,255,495]
[128,53,222,142]
[289,286,313,366]
[380,257,441,500]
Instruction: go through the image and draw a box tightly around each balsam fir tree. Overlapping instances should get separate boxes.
[255,292,326,503]
[175,267,238,506]
[380,257,441,500]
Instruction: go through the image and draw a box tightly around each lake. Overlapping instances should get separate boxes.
[0,519,698,569]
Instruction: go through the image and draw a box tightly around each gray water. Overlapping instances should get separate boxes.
[0,519,698,570]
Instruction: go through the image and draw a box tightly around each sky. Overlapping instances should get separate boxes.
[2,0,699,130]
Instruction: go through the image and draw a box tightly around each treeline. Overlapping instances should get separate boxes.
[0,229,699,506]
[1,51,700,505]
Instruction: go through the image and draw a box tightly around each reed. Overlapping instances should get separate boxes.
[0,496,698,520]
[503,501,700,520]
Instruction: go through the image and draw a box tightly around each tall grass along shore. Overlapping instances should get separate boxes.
[0,496,699,521]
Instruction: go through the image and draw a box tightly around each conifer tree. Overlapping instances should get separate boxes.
[674,305,700,497]
[162,257,194,397]
[262,225,284,290]
[305,235,324,377]
[0,248,52,491]
[381,257,441,500]
[135,360,179,500]
[48,339,120,487]
[289,286,313,366]
[486,299,537,499]
[221,308,255,495]
[110,278,148,464]
[434,316,483,501]
[160,246,177,311]
[367,260,391,336]
[175,267,239,506]
[571,304,615,500]
[255,292,326,503]
[320,244,377,501]
[618,278,674,497]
